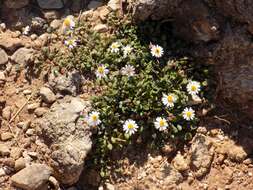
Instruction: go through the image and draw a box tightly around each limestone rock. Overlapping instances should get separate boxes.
[0,34,23,52]
[1,132,13,141]
[38,96,92,185]
[189,134,214,178]
[0,48,8,66]
[39,87,56,104]
[11,164,52,190]
[107,0,121,11]
[48,71,82,96]
[15,157,26,171]
[11,48,34,67]
[172,153,189,172]
[0,144,10,156]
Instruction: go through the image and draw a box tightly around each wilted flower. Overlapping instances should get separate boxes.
[96,65,109,79]
[123,119,139,135]
[88,111,101,126]
[154,117,168,131]
[186,81,201,96]
[121,65,135,77]
[182,107,195,121]
[151,44,164,58]
[110,42,121,53]
[162,93,177,108]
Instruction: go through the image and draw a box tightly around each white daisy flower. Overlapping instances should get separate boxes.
[121,65,135,77]
[151,45,164,58]
[182,107,195,121]
[62,16,75,32]
[186,81,201,96]
[110,42,121,53]
[95,65,109,79]
[162,93,177,108]
[123,119,139,135]
[88,111,101,126]
[64,39,77,49]
[23,26,30,35]
[123,45,133,57]
[154,117,168,131]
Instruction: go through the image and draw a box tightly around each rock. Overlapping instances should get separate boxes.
[48,71,82,96]
[105,183,115,190]
[1,132,14,141]
[163,164,183,186]
[99,7,110,21]
[37,0,64,9]
[10,147,22,159]
[23,89,32,95]
[88,1,103,10]
[0,71,6,83]
[0,168,6,177]
[15,158,26,171]
[27,103,40,111]
[11,164,52,190]
[0,34,24,52]
[43,10,60,21]
[39,87,56,104]
[34,107,48,117]
[0,144,10,156]
[0,48,8,66]
[4,0,29,9]
[50,19,62,30]
[189,134,214,178]
[11,48,34,67]
[26,128,35,136]
[38,96,92,185]
[93,24,108,33]
[48,176,60,190]
[172,153,189,172]
[107,0,121,11]
[30,34,38,40]
[2,106,12,121]
[31,17,46,32]
[17,121,31,131]
[216,140,247,162]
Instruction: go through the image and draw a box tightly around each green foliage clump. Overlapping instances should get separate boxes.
[50,14,212,178]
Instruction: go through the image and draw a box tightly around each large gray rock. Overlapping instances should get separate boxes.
[11,48,34,67]
[11,164,52,190]
[48,71,82,96]
[38,96,92,185]
[0,48,8,66]
[37,0,64,9]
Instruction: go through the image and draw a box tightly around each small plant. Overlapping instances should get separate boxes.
[50,13,213,178]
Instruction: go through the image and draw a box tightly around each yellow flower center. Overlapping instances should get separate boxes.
[191,85,197,92]
[127,123,134,129]
[92,115,98,121]
[64,18,71,27]
[186,111,192,118]
[98,67,104,74]
[167,95,173,103]
[155,48,160,54]
[159,120,166,127]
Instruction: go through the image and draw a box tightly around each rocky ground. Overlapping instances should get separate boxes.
[0,0,253,190]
